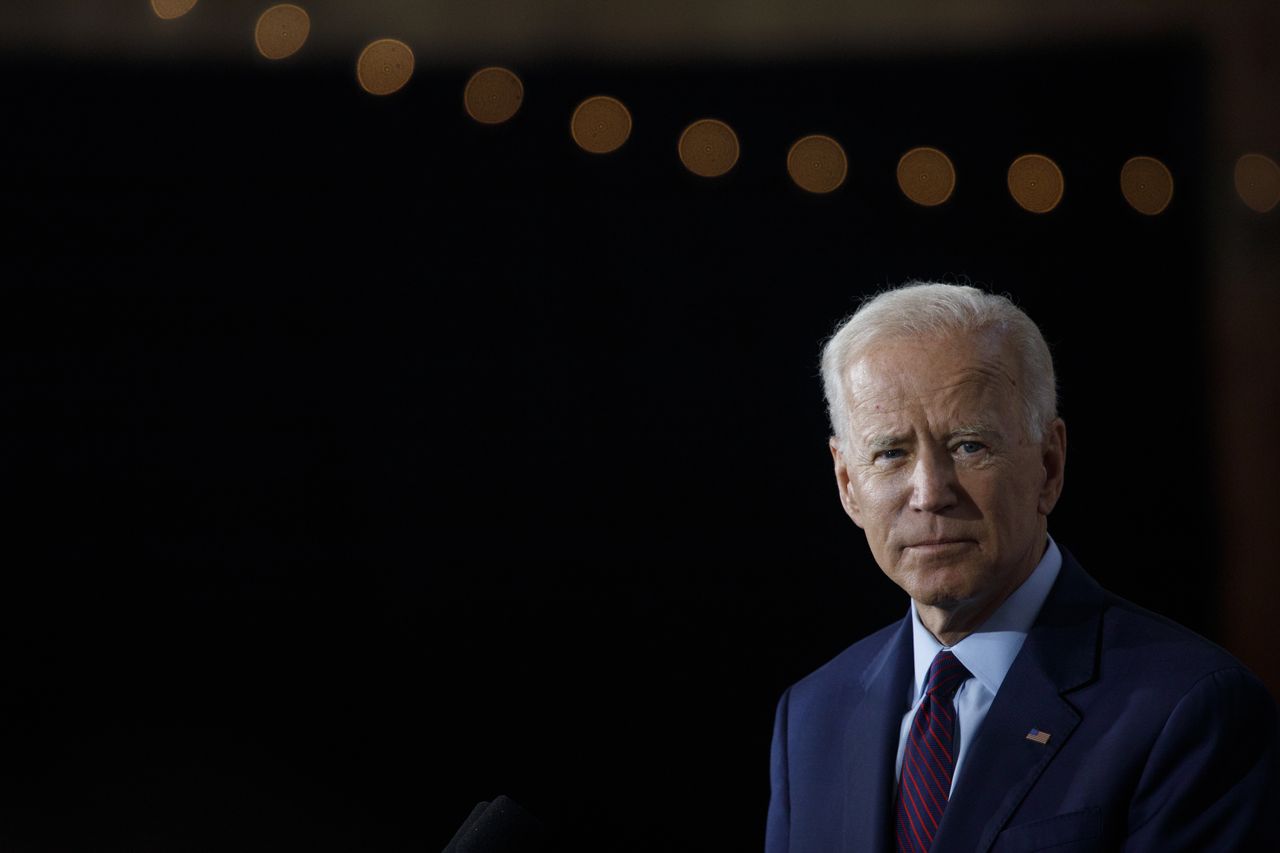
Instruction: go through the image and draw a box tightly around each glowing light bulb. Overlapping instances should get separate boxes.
[464,68,524,125]
[357,39,415,96]
[678,119,740,178]
[787,135,847,194]
[571,97,632,154]
[1007,154,1064,213]
[897,147,956,207]
[151,0,197,20]
[255,5,310,61]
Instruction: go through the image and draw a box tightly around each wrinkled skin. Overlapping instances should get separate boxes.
[830,330,1067,646]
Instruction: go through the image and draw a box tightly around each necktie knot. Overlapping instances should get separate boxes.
[925,650,972,701]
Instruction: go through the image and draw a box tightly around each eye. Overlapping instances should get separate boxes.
[954,441,986,455]
[875,448,906,461]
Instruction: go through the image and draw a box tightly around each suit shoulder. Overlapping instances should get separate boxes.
[1098,590,1258,689]
[787,618,904,702]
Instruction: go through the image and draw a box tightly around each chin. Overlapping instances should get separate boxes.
[906,586,970,610]
[896,564,982,609]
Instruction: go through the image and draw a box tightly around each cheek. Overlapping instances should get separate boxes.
[966,467,1039,527]
[856,480,903,528]
[862,471,907,505]
[857,481,914,555]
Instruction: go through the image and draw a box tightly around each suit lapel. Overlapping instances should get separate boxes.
[932,549,1106,853]
[841,613,914,853]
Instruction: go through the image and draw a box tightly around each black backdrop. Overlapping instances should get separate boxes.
[1,37,1215,851]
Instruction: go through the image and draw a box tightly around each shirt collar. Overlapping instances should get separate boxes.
[908,534,1063,698]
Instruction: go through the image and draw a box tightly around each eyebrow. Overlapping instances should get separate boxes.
[865,424,1000,450]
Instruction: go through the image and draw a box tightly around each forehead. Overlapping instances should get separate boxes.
[844,332,1022,430]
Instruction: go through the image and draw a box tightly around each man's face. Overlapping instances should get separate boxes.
[831,330,1066,616]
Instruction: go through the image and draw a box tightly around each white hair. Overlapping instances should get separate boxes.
[820,281,1058,450]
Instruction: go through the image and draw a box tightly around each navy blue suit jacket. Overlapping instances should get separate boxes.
[767,548,1280,852]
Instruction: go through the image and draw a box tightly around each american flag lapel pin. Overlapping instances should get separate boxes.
[1025,728,1052,745]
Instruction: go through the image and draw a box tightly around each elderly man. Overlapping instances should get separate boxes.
[766,282,1278,852]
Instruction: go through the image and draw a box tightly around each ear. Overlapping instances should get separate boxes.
[1036,417,1067,516]
[830,438,864,528]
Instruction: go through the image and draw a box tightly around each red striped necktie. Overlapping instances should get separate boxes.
[894,650,973,853]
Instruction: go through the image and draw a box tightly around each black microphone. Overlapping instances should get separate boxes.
[442,795,549,852]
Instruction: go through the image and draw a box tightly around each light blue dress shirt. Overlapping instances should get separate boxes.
[894,534,1063,793]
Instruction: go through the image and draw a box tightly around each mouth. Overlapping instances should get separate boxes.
[904,539,975,551]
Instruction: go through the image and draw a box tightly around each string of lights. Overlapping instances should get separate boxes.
[152,1,1280,215]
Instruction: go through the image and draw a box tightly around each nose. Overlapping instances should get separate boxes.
[908,448,959,513]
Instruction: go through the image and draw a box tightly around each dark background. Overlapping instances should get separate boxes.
[1,37,1220,851]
